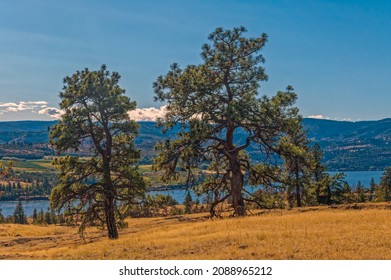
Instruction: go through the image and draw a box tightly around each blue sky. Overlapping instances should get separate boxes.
[0,0,390,121]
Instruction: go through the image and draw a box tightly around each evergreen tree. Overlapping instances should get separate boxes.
[377,167,391,201]
[32,208,38,223]
[183,192,193,214]
[154,26,304,216]
[318,173,346,205]
[44,211,52,225]
[355,181,366,203]
[38,209,45,224]
[369,177,376,202]
[50,65,146,239]
[280,117,312,208]
[13,201,27,224]
[342,182,352,204]
[0,208,4,224]
[309,143,327,204]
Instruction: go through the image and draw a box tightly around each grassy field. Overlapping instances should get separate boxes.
[0,159,50,172]
[2,203,391,260]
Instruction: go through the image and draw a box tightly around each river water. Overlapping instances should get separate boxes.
[0,171,385,217]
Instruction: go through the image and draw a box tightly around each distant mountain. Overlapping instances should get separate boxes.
[0,118,389,170]
[0,120,56,132]
[303,118,391,142]
[303,118,391,171]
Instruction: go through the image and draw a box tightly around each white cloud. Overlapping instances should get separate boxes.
[0,102,18,107]
[0,101,48,114]
[38,107,64,119]
[128,106,167,121]
[307,114,331,120]
[0,101,168,121]
[20,101,48,105]
[5,107,18,112]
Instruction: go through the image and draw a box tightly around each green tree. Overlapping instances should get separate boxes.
[183,191,193,214]
[32,208,38,223]
[355,181,366,203]
[38,209,45,224]
[317,173,346,205]
[342,182,352,204]
[50,65,146,239]
[279,117,312,208]
[369,177,376,201]
[44,210,52,225]
[0,208,4,223]
[13,201,27,224]
[309,143,327,204]
[377,167,391,202]
[153,26,302,216]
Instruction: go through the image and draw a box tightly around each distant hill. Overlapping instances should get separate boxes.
[0,120,57,132]
[0,118,389,170]
[303,118,391,171]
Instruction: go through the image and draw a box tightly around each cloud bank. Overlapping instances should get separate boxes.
[38,107,64,119]
[128,106,167,121]
[0,101,49,114]
[0,101,169,121]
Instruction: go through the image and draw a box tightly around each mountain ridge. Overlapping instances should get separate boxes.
[0,118,389,170]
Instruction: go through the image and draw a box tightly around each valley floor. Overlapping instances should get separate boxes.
[2,203,391,260]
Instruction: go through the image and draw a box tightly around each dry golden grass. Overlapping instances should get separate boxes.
[2,203,391,260]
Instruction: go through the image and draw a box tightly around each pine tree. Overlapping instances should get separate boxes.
[13,201,27,224]
[154,26,304,216]
[32,208,38,223]
[50,65,146,239]
[37,209,45,224]
[309,143,327,204]
[342,182,352,204]
[183,192,193,214]
[280,117,312,208]
[355,181,366,203]
[0,208,4,223]
[369,177,376,201]
[45,211,52,225]
[377,167,391,201]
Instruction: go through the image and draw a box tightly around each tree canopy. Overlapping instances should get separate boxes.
[0,161,13,178]
[50,65,145,239]
[153,26,304,216]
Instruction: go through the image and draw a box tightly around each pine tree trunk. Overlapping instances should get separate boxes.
[105,194,119,239]
[226,122,245,216]
[326,186,332,205]
[296,183,302,207]
[231,168,245,216]
[315,184,321,204]
[285,185,293,209]
[295,167,302,207]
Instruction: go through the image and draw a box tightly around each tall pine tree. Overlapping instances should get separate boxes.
[13,201,27,224]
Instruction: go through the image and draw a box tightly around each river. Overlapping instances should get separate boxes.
[0,171,385,217]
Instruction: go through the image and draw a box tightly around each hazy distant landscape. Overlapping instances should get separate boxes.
[0,118,390,171]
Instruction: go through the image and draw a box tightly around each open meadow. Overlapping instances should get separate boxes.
[2,203,391,260]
